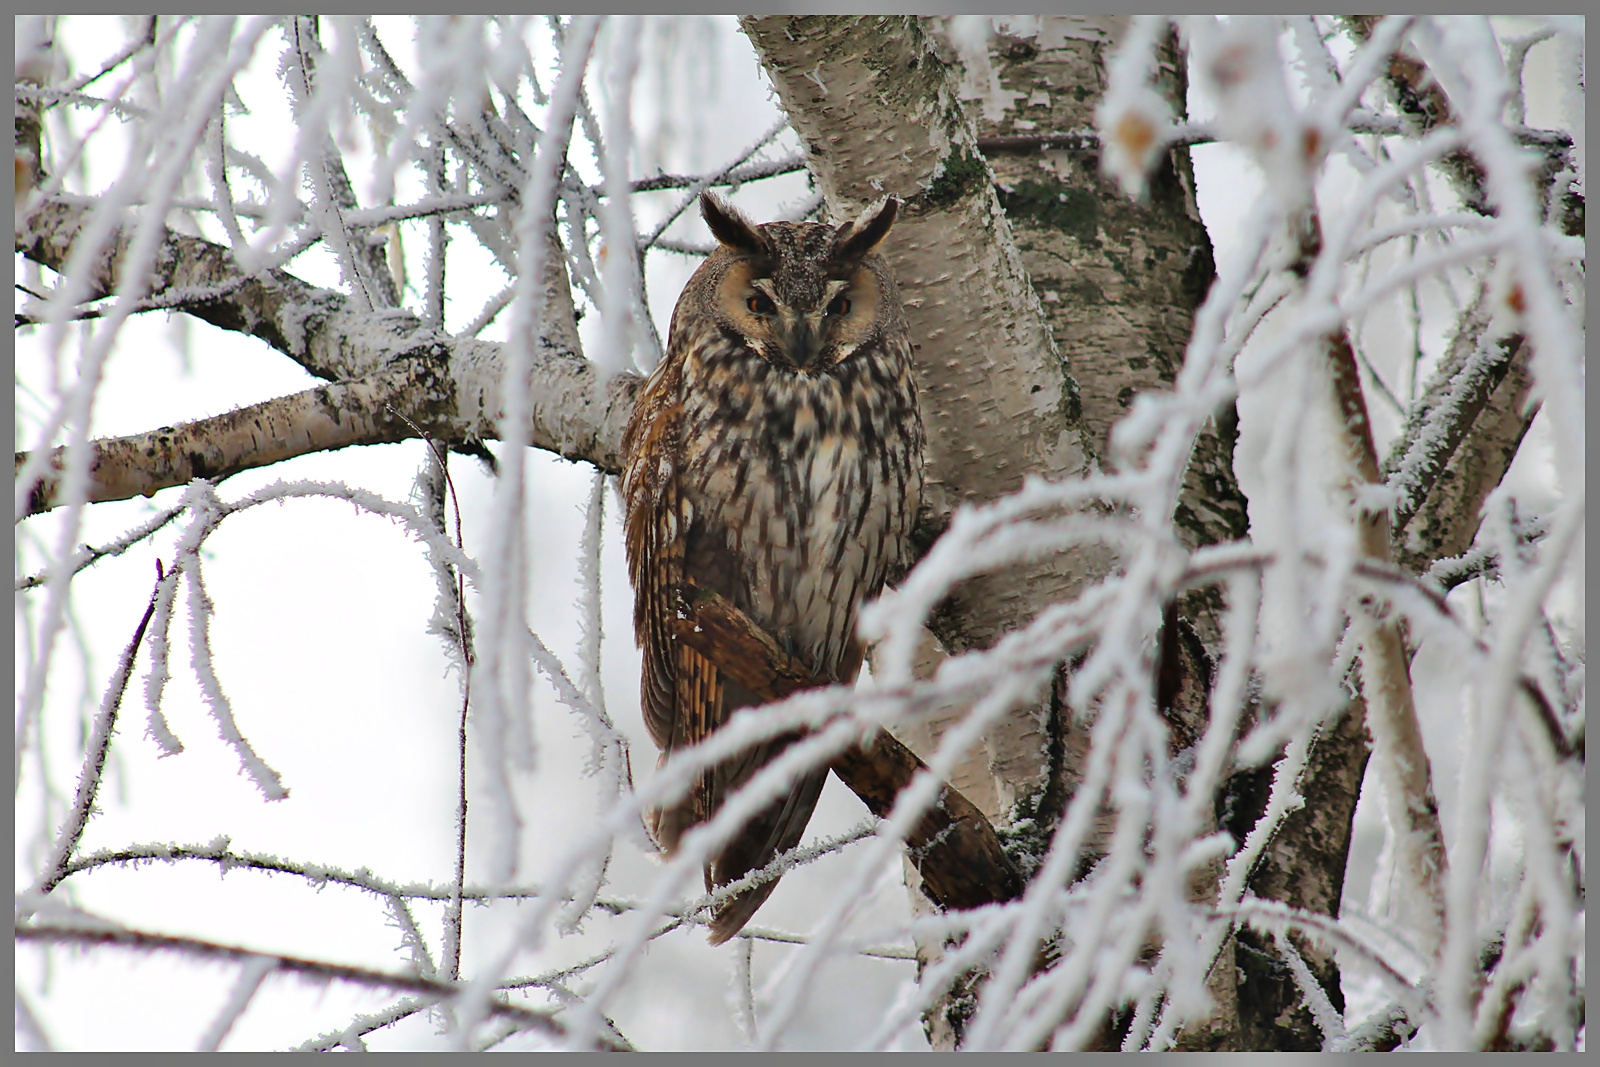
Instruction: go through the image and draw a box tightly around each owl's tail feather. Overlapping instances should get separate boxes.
[705,764,830,946]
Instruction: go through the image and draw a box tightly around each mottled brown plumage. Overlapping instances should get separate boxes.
[622,192,923,943]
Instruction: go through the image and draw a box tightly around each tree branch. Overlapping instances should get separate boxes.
[15,357,639,516]
[972,116,1571,156]
[14,922,626,1050]
[620,153,807,194]
[668,584,1024,914]
[1341,25,1551,582]
[35,566,162,893]
[1384,290,1539,574]
[19,199,387,380]
[1342,16,1579,228]
[1327,330,1449,958]
[15,197,642,515]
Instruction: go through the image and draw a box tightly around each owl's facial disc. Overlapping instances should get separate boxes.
[716,258,880,372]
[716,268,810,371]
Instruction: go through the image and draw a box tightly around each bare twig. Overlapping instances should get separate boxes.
[639,117,793,252]
[15,505,184,590]
[33,563,164,894]
[14,923,623,1049]
[195,956,275,1051]
[620,153,806,194]
[390,407,475,982]
[974,115,1571,156]
[61,15,160,93]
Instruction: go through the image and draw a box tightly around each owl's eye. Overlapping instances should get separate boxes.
[746,294,776,315]
[826,294,851,317]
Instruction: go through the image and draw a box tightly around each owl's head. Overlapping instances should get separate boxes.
[686,191,903,374]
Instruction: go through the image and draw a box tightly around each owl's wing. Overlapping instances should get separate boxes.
[623,364,736,856]
[622,365,688,755]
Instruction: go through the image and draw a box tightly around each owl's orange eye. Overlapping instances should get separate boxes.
[746,294,776,315]
[826,294,851,317]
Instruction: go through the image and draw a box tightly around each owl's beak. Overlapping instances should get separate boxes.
[778,310,826,372]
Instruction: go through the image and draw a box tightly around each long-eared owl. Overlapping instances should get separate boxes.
[622,192,924,943]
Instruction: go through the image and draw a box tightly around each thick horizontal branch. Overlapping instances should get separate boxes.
[669,584,1024,913]
[14,357,641,516]
[15,922,626,1049]
[15,197,642,515]
[18,370,422,515]
[973,114,1572,156]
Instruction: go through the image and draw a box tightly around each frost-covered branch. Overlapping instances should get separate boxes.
[1096,13,1582,1051]
[14,923,616,1049]
[26,568,162,896]
[16,197,638,516]
[1385,289,1540,574]
[13,504,183,590]
[1324,330,1449,959]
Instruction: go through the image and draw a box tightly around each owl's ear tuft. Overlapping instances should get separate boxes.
[701,192,767,255]
[832,197,899,262]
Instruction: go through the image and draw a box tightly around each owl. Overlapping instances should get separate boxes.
[622,192,924,944]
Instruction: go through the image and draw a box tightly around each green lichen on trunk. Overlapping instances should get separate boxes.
[997,181,1102,245]
[915,147,990,211]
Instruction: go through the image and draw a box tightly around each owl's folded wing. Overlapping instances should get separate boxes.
[622,364,686,754]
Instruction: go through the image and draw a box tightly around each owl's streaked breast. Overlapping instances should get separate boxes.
[678,327,922,679]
